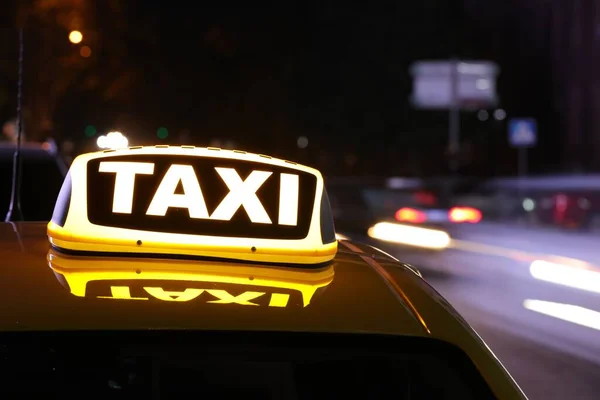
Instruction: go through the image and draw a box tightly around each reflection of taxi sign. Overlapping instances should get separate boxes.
[47,250,334,307]
[47,146,337,264]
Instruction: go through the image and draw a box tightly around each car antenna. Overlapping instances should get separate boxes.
[5,28,25,222]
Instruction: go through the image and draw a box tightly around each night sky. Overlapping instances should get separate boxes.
[0,1,565,177]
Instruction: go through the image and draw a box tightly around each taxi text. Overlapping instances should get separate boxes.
[99,161,300,225]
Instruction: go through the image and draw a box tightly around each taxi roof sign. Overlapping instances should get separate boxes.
[47,146,337,264]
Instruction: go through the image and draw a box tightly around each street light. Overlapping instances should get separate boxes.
[69,30,83,44]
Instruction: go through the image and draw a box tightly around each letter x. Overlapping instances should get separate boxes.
[206,290,265,306]
[210,168,272,223]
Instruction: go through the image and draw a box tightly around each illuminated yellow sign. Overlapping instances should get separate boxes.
[47,146,337,264]
[47,250,334,307]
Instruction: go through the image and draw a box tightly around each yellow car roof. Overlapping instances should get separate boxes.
[0,223,524,399]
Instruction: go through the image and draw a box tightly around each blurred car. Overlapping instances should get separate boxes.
[533,190,600,232]
[474,175,600,231]
[363,179,484,251]
[0,146,527,398]
[392,186,482,230]
[0,142,67,221]
[327,180,378,237]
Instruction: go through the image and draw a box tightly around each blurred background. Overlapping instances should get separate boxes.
[1,1,600,399]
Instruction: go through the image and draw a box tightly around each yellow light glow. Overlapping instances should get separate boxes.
[47,146,337,264]
[367,222,450,249]
[69,30,83,44]
[47,250,334,307]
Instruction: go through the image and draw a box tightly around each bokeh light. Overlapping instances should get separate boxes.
[84,125,97,137]
[297,136,308,148]
[80,46,92,58]
[69,30,83,44]
[157,127,169,139]
[97,131,128,149]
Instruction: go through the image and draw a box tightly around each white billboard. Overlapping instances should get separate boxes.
[410,60,500,109]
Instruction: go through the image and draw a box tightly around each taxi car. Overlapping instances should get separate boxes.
[0,146,526,399]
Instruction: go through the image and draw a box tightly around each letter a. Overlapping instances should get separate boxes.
[146,164,209,218]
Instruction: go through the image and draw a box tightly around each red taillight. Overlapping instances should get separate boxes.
[449,207,482,223]
[395,207,427,223]
[553,193,568,223]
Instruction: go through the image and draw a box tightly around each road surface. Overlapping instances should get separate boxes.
[424,268,600,400]
[349,223,600,400]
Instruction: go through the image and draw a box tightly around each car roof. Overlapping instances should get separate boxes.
[0,143,56,159]
[3,223,423,334]
[0,222,524,398]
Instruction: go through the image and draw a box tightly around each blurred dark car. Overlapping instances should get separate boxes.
[477,176,600,231]
[0,143,67,221]
[327,180,378,237]
[325,178,487,274]
[371,178,484,232]
[392,185,482,233]
[326,177,485,241]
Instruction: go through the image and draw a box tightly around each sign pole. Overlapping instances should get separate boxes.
[518,147,527,194]
[449,59,460,173]
[508,118,536,194]
[518,147,527,177]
